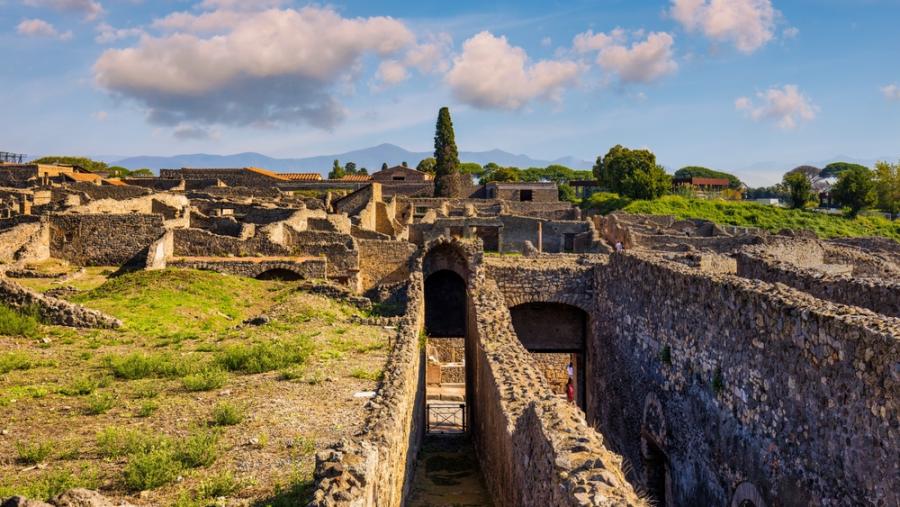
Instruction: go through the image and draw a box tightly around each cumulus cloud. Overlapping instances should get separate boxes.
[669,0,778,53]
[94,6,416,129]
[375,59,408,85]
[573,29,677,84]
[404,32,453,74]
[17,18,72,40]
[22,0,103,21]
[151,10,244,33]
[735,84,817,129]
[882,84,900,101]
[445,31,581,110]
[95,22,143,44]
[198,0,287,10]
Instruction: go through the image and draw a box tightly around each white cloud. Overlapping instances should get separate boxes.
[95,22,143,44]
[881,84,900,101]
[669,0,778,53]
[198,0,287,10]
[376,59,408,85]
[22,0,103,21]
[735,84,817,129]
[151,10,244,33]
[403,32,453,74]
[573,28,625,53]
[596,32,678,84]
[445,31,581,110]
[173,124,218,140]
[94,6,416,129]
[17,18,72,40]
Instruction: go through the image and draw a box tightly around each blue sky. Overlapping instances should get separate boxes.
[1,0,898,185]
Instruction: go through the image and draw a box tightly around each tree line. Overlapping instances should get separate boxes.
[31,156,153,178]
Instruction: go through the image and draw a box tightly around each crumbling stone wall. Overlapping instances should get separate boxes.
[66,182,150,201]
[357,239,417,292]
[592,252,898,506]
[167,258,326,280]
[485,256,595,311]
[0,276,120,328]
[49,214,165,266]
[172,228,289,257]
[0,219,49,265]
[737,246,900,317]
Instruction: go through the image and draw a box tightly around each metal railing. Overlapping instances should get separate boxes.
[426,403,466,434]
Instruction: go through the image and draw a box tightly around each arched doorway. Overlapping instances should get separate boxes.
[642,434,670,506]
[424,270,466,337]
[255,268,303,281]
[509,302,588,409]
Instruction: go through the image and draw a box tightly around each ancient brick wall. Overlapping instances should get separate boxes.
[502,201,579,220]
[172,228,289,257]
[49,214,165,266]
[357,239,417,291]
[284,229,359,284]
[167,258,326,280]
[484,256,595,311]
[737,247,900,317]
[0,219,48,264]
[66,182,150,201]
[592,252,898,506]
[0,276,120,328]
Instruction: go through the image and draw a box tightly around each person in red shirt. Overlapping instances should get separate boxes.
[566,378,575,403]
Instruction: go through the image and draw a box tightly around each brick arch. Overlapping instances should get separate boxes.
[242,262,303,278]
[642,392,667,446]
[502,293,592,314]
[730,482,767,507]
[417,236,483,285]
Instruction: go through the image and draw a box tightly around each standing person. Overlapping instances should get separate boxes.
[566,378,575,403]
[615,241,624,252]
[566,361,574,380]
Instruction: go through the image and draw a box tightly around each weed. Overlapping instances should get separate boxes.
[181,367,228,392]
[0,352,34,375]
[0,304,41,338]
[133,382,161,399]
[350,368,383,382]
[175,429,219,468]
[136,401,158,418]
[16,440,54,464]
[83,392,116,415]
[278,366,305,381]
[104,352,195,380]
[0,466,99,500]
[61,376,100,396]
[197,470,242,498]
[210,401,244,426]
[217,337,311,374]
[124,447,182,491]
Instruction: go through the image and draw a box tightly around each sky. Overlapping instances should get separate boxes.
[1,0,899,186]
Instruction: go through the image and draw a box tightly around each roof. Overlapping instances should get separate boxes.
[487,181,557,189]
[339,174,372,182]
[102,178,127,186]
[244,167,288,181]
[673,177,730,186]
[277,173,322,181]
[63,172,102,183]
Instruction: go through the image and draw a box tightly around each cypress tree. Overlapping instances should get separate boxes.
[434,107,459,178]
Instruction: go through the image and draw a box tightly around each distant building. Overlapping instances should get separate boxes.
[339,174,373,182]
[672,176,731,192]
[0,163,105,188]
[370,166,432,182]
[159,167,288,187]
[753,198,782,206]
[278,173,322,182]
[484,181,558,202]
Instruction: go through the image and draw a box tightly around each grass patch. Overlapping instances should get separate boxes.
[278,366,305,381]
[0,352,36,375]
[210,401,244,426]
[175,429,220,468]
[104,352,199,380]
[350,368,383,382]
[591,194,900,240]
[83,392,117,415]
[60,375,111,396]
[97,426,166,458]
[0,467,100,500]
[124,447,182,491]
[0,304,41,338]
[136,401,158,418]
[16,440,54,465]
[181,367,228,392]
[217,337,312,374]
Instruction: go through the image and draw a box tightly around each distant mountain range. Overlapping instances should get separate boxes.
[108,143,595,174]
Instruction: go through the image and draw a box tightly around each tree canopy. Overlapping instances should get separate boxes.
[782,170,817,209]
[593,145,671,199]
[416,157,436,174]
[874,161,900,218]
[673,166,742,189]
[433,107,459,178]
[821,162,868,179]
[328,159,345,180]
[831,165,876,216]
[31,156,108,173]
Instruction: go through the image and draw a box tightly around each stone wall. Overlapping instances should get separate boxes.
[49,214,165,266]
[0,219,49,265]
[0,276,121,328]
[309,276,426,507]
[357,239,417,292]
[66,182,150,201]
[502,201,578,220]
[737,246,900,317]
[592,252,898,506]
[484,256,595,311]
[167,258,326,280]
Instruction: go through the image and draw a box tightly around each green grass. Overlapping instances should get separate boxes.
[103,351,199,380]
[350,367,383,382]
[83,392,117,415]
[136,401,159,417]
[0,467,100,500]
[181,367,228,392]
[0,304,41,338]
[124,447,183,491]
[175,429,219,468]
[60,375,111,396]
[217,337,312,374]
[0,352,36,375]
[70,269,276,338]
[589,194,899,240]
[16,440,54,464]
[197,470,243,498]
[210,401,244,426]
[97,426,167,458]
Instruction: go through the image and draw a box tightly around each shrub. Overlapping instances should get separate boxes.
[16,440,54,464]
[104,352,198,380]
[198,470,242,498]
[175,430,219,468]
[583,192,632,214]
[278,366,305,381]
[210,402,244,426]
[181,368,228,392]
[83,392,116,415]
[124,447,182,491]
[0,304,41,338]
[136,401,158,418]
[350,368,383,381]
[61,376,100,396]
[97,426,167,458]
[0,352,35,375]
[218,337,311,374]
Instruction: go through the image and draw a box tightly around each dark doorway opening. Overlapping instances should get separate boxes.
[425,270,467,338]
[475,226,500,252]
[643,435,669,507]
[563,233,576,253]
[255,268,303,281]
[520,189,533,201]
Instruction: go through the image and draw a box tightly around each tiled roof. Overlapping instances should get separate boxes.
[102,178,127,186]
[278,173,322,181]
[339,175,372,182]
[244,167,288,181]
[64,172,102,183]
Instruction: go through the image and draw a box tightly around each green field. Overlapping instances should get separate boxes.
[588,194,899,240]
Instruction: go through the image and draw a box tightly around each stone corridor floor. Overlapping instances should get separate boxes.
[406,434,493,507]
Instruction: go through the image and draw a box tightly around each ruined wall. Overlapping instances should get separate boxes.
[0,219,49,265]
[0,276,121,328]
[357,239,417,292]
[172,228,289,257]
[484,256,595,311]
[310,276,426,507]
[49,214,165,266]
[167,258,326,280]
[592,252,898,506]
[467,276,643,506]
[736,250,900,317]
[284,229,359,285]
[502,201,579,220]
[66,182,150,201]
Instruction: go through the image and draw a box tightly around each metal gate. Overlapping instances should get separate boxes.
[426,403,466,434]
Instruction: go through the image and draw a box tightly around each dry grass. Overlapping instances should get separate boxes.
[0,268,391,504]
